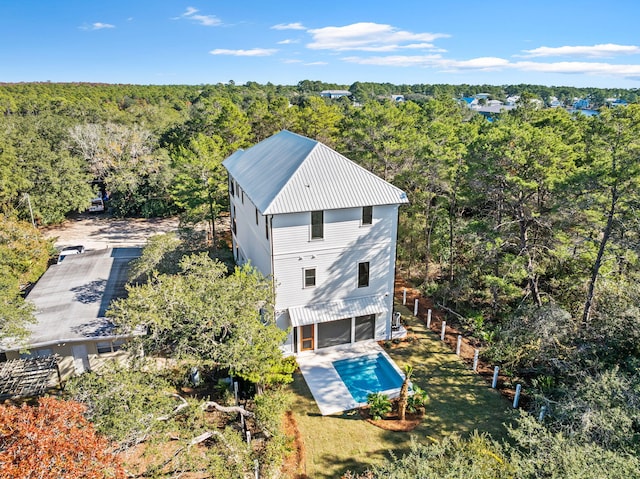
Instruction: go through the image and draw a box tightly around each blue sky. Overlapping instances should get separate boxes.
[2,0,640,88]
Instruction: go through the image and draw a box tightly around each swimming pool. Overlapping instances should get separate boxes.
[332,352,404,403]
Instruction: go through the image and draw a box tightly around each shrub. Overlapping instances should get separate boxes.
[407,385,429,413]
[367,392,392,420]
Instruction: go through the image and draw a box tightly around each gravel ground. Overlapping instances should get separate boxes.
[41,213,180,251]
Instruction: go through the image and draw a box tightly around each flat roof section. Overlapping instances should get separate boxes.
[3,247,141,351]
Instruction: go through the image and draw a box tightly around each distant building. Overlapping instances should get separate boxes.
[223,130,408,355]
[390,94,405,102]
[573,98,591,109]
[319,90,352,99]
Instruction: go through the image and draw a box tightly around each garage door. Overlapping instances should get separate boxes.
[317,318,351,349]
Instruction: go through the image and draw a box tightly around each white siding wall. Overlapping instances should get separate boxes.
[229,180,272,278]
[271,205,399,324]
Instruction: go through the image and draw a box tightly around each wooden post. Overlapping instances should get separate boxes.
[440,321,446,341]
[492,366,499,388]
[414,298,418,316]
[427,309,432,328]
[513,384,522,408]
[234,381,239,405]
[240,412,245,430]
[254,459,260,479]
[473,349,479,371]
[402,288,407,305]
[246,430,251,444]
[456,335,462,355]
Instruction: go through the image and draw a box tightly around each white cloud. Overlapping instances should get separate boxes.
[210,48,277,56]
[343,50,640,80]
[513,60,640,77]
[272,22,306,30]
[304,61,328,66]
[307,22,449,52]
[174,7,221,26]
[282,59,302,64]
[519,43,640,58]
[80,22,115,31]
[278,39,298,45]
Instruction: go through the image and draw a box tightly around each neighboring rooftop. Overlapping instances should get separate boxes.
[223,130,408,215]
[2,247,141,351]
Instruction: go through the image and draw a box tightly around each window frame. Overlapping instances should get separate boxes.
[311,210,324,240]
[357,261,370,288]
[361,206,373,226]
[304,267,317,288]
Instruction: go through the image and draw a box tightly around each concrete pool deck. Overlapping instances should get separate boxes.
[296,341,405,416]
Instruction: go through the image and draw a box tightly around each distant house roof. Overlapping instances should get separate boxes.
[319,90,352,98]
[223,130,408,215]
[2,247,141,351]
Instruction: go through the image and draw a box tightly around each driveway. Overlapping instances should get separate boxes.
[42,214,180,251]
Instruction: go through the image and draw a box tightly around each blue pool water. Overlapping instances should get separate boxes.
[333,353,404,403]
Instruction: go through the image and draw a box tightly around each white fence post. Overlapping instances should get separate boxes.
[254,459,260,479]
[414,299,419,316]
[427,309,432,328]
[539,406,547,421]
[473,349,479,371]
[246,430,251,444]
[456,335,462,355]
[492,366,499,388]
[513,384,522,408]
[440,321,446,341]
[402,288,407,305]
[234,381,239,405]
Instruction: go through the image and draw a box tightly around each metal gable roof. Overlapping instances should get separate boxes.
[223,130,408,215]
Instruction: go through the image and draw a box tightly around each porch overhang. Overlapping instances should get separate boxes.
[288,295,387,327]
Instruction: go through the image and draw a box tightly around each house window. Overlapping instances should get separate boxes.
[232,206,237,235]
[96,342,113,354]
[229,178,235,196]
[311,210,323,240]
[234,181,239,197]
[255,207,259,225]
[241,190,244,204]
[304,268,316,288]
[362,206,373,225]
[358,261,370,288]
[265,216,269,240]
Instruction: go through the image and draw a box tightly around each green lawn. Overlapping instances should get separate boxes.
[287,306,514,478]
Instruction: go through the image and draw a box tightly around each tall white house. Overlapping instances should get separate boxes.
[223,130,408,354]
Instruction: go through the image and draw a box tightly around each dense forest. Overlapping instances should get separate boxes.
[2,80,640,475]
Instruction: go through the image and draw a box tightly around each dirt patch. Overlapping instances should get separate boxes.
[41,213,180,250]
[360,406,424,432]
[282,411,308,479]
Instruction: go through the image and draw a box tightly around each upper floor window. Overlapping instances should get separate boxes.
[234,181,239,197]
[304,268,316,288]
[311,210,324,240]
[265,216,269,240]
[362,206,373,225]
[229,178,235,196]
[255,207,259,225]
[358,261,370,288]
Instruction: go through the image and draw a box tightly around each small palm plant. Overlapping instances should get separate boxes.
[407,385,429,414]
[367,392,391,420]
[397,364,413,421]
